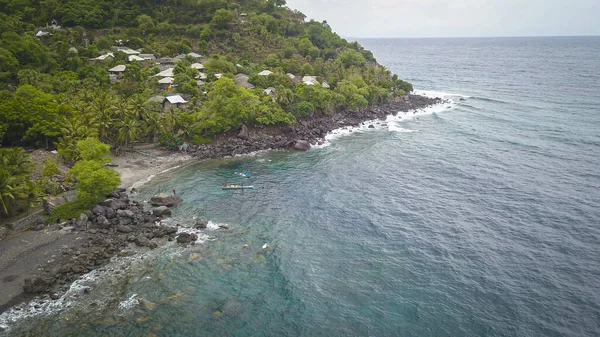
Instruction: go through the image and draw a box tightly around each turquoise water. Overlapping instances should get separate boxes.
[3,37,600,336]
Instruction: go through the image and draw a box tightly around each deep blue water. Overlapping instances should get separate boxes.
[3,37,600,336]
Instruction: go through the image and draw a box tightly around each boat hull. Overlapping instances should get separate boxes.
[222,185,254,190]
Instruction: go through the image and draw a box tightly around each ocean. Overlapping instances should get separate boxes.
[2,36,600,336]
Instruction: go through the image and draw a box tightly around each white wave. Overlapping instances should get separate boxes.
[118,293,139,311]
[413,89,471,99]
[314,90,466,147]
[233,149,277,158]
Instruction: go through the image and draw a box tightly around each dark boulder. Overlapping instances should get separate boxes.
[96,215,110,229]
[116,225,133,233]
[23,276,54,294]
[152,206,172,218]
[176,232,198,244]
[92,205,106,216]
[117,209,135,218]
[105,207,116,219]
[76,213,88,228]
[194,220,208,229]
[150,193,183,207]
[135,235,151,247]
[293,140,311,151]
[118,217,132,226]
[238,124,249,140]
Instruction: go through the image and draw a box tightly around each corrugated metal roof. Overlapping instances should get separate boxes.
[155,68,174,77]
[165,95,188,104]
[109,65,126,72]
[158,77,174,84]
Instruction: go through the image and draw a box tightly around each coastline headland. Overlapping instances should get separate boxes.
[0,93,442,316]
[191,94,442,159]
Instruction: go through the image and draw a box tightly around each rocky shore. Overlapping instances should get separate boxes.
[0,93,441,314]
[190,94,442,159]
[0,189,204,313]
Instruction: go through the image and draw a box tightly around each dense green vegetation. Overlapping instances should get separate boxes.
[0,0,413,221]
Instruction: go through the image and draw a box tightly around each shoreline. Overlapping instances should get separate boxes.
[0,93,443,318]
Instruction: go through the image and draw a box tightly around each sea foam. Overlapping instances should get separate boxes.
[313,90,466,148]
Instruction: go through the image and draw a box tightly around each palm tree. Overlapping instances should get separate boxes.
[0,147,33,177]
[162,107,183,134]
[111,99,130,120]
[0,169,16,217]
[57,117,98,163]
[142,111,163,143]
[275,86,295,107]
[116,117,142,152]
[127,94,148,120]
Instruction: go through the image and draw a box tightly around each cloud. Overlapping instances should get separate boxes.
[286,0,600,37]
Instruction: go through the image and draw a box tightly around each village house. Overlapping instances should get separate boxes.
[89,52,114,63]
[110,46,140,55]
[173,54,187,62]
[303,76,320,86]
[139,54,156,61]
[188,52,202,59]
[158,77,174,87]
[191,63,204,71]
[128,55,144,62]
[162,95,188,110]
[264,87,276,97]
[322,81,331,89]
[234,73,255,89]
[155,68,175,77]
[108,65,126,74]
[287,73,303,83]
[258,70,273,76]
[155,57,173,64]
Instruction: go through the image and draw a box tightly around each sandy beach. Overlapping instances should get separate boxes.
[108,144,194,189]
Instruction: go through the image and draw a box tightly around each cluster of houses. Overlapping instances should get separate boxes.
[92,46,331,111]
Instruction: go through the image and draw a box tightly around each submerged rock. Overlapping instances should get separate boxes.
[138,298,157,311]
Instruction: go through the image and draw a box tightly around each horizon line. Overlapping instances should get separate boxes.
[344,34,600,40]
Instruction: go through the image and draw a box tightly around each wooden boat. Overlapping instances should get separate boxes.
[104,163,119,167]
[222,184,254,190]
[234,171,251,178]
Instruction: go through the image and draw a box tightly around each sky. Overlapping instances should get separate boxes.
[285,0,600,38]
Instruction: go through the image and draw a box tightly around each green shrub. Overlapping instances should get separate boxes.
[46,197,96,223]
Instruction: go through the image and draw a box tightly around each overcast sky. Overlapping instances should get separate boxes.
[286,0,600,38]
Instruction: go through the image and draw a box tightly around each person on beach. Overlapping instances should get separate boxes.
[172,189,176,195]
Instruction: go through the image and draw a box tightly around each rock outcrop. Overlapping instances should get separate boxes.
[293,140,311,151]
[22,190,186,296]
[150,193,183,207]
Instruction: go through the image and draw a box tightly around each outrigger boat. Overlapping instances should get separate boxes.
[222,183,254,190]
[234,171,251,178]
